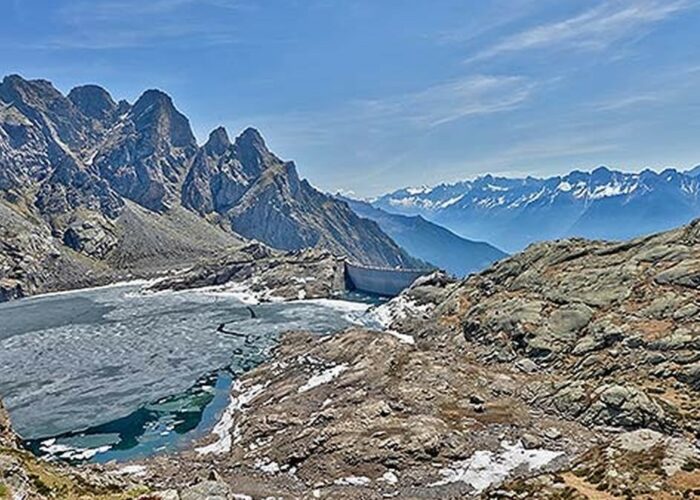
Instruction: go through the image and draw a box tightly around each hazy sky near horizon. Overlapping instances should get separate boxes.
[2,0,700,196]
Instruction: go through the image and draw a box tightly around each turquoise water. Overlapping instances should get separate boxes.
[0,284,375,463]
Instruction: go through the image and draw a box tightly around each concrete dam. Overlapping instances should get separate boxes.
[344,261,432,297]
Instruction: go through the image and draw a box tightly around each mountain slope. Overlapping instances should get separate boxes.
[181,127,420,268]
[0,74,418,299]
[340,196,506,276]
[374,166,700,252]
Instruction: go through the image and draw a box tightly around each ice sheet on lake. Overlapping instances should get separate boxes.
[0,284,361,439]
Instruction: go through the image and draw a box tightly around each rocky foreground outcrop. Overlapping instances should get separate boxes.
[2,222,699,498]
[133,220,699,498]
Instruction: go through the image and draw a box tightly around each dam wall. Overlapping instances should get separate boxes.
[344,262,431,297]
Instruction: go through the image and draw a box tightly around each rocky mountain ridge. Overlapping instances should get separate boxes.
[0,74,418,300]
[339,195,507,276]
[374,166,700,252]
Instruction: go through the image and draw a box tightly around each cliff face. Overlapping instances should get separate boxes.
[182,127,420,268]
[0,75,418,300]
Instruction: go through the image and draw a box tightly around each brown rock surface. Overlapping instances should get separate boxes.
[137,220,700,497]
[146,242,347,301]
[4,220,700,498]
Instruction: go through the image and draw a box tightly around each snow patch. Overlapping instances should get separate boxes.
[431,441,563,492]
[379,471,399,484]
[369,295,434,329]
[439,194,465,208]
[406,185,431,195]
[589,182,637,199]
[196,381,267,455]
[255,458,281,474]
[557,181,572,192]
[334,476,372,486]
[386,330,415,345]
[298,364,348,393]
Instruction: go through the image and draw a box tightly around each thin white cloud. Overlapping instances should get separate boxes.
[358,75,535,128]
[593,61,700,111]
[594,93,664,111]
[466,0,693,63]
[434,0,541,46]
[34,0,249,50]
[247,74,536,143]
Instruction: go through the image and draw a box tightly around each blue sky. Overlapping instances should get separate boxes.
[2,0,700,196]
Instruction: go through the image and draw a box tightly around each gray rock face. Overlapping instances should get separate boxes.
[425,219,700,441]
[93,89,198,211]
[35,158,125,220]
[0,75,100,155]
[0,75,417,300]
[182,126,421,268]
[181,126,255,215]
[62,216,118,259]
[67,84,117,124]
[588,384,665,429]
[0,75,124,221]
[180,481,231,500]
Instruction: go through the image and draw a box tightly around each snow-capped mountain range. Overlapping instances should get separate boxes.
[373,166,700,252]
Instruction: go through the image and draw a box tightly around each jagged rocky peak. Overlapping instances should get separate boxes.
[204,126,231,156]
[233,126,277,178]
[90,88,198,211]
[235,126,269,157]
[130,89,196,149]
[0,74,57,102]
[67,84,117,122]
[181,126,253,215]
[0,74,97,152]
[237,126,266,148]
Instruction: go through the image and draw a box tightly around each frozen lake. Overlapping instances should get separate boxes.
[0,283,378,462]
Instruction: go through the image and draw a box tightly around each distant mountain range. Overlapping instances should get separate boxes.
[373,166,700,252]
[339,196,506,276]
[0,75,418,299]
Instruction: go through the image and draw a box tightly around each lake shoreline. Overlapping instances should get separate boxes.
[0,282,381,465]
